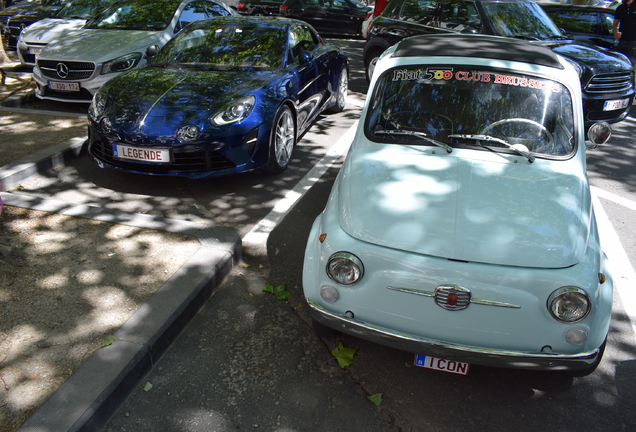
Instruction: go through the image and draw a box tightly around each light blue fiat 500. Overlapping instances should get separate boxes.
[302,34,614,377]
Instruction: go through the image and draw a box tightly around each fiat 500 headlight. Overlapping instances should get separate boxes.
[210,95,255,126]
[326,252,364,286]
[548,287,591,323]
[101,52,143,75]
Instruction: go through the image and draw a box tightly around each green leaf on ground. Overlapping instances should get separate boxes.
[261,281,290,300]
[101,337,117,347]
[331,343,357,368]
[144,382,153,392]
[368,393,383,406]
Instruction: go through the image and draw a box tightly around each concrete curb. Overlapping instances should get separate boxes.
[0,136,87,192]
[0,137,242,431]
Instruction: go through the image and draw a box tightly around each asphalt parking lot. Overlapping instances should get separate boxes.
[2,40,636,432]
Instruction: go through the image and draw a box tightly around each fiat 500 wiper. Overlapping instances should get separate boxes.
[448,134,535,163]
[374,129,452,153]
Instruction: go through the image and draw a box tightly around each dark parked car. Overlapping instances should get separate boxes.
[236,0,284,15]
[364,0,635,127]
[2,0,67,50]
[279,0,371,37]
[539,2,616,50]
[1,0,43,33]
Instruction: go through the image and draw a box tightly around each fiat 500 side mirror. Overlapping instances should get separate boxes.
[586,122,612,149]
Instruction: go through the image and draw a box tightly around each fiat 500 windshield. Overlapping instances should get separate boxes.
[152,25,286,70]
[366,67,575,158]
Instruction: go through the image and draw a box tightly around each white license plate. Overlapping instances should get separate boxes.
[28,47,42,56]
[113,145,170,163]
[603,98,629,111]
[414,354,470,375]
[48,81,80,92]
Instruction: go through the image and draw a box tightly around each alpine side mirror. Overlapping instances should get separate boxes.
[586,122,611,149]
[299,51,314,65]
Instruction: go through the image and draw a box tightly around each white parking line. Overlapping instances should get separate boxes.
[241,120,359,254]
[592,185,636,212]
[592,188,636,337]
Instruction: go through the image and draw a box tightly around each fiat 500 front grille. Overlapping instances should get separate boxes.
[585,72,634,93]
[37,60,95,80]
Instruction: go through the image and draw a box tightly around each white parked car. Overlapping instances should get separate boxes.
[32,0,235,103]
[360,10,374,39]
[17,0,119,66]
[302,33,614,377]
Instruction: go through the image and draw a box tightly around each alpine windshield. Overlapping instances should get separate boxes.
[153,24,286,70]
[366,66,576,157]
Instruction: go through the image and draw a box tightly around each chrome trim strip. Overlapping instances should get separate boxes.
[387,286,434,297]
[307,298,598,371]
[387,285,521,308]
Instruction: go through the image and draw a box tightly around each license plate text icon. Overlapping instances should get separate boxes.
[414,354,470,375]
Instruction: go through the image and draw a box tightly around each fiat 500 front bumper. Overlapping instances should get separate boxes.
[307,298,603,372]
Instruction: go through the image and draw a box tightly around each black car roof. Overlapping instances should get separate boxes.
[393,34,565,69]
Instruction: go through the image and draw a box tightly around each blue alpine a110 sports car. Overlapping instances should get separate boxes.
[87,16,349,178]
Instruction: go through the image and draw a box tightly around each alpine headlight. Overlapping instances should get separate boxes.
[88,91,107,121]
[101,52,142,75]
[210,95,255,126]
[326,252,364,286]
[548,287,591,323]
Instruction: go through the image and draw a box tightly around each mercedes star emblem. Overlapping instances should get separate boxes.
[56,63,69,79]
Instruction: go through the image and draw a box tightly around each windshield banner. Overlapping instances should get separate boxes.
[391,68,561,93]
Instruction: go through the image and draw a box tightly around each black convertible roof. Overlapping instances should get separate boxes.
[393,34,565,69]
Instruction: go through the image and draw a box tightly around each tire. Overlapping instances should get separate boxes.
[327,66,348,113]
[267,105,295,174]
[364,48,383,84]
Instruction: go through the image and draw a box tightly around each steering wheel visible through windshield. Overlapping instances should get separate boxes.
[366,66,575,158]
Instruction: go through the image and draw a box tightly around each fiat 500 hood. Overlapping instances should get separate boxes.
[100,67,276,136]
[22,18,86,44]
[337,144,591,268]
[38,28,169,63]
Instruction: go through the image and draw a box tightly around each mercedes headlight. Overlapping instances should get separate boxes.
[548,287,591,323]
[326,252,364,286]
[210,95,255,126]
[101,52,142,75]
